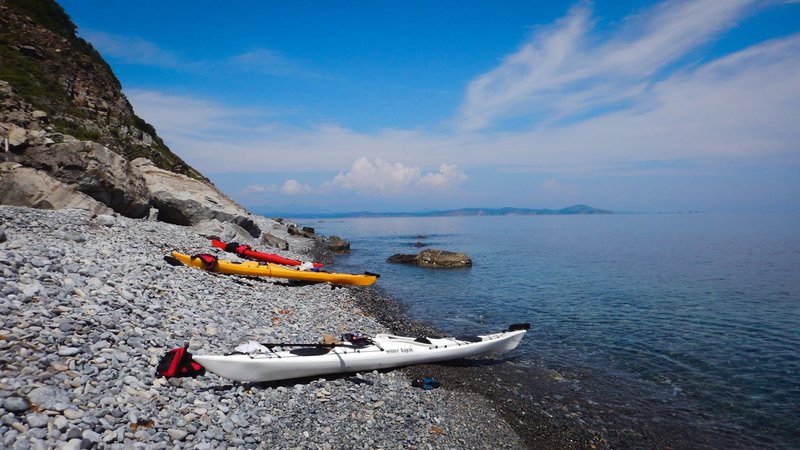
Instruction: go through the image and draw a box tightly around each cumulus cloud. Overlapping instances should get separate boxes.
[280,179,312,195]
[418,164,469,189]
[323,158,467,196]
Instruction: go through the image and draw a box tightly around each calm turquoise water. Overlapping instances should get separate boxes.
[303,213,800,448]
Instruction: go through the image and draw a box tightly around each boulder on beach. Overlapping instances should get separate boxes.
[387,248,472,268]
[288,225,316,239]
[131,158,260,237]
[261,232,289,250]
[0,164,113,215]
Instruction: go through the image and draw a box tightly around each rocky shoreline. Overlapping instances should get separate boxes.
[0,206,527,449]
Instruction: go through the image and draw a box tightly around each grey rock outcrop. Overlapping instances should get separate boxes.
[0,163,112,214]
[288,225,316,239]
[0,3,205,179]
[193,219,253,243]
[387,248,472,268]
[4,141,151,217]
[1,3,269,244]
[132,158,260,237]
[261,232,289,251]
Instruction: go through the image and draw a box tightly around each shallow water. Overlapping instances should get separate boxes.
[303,213,800,448]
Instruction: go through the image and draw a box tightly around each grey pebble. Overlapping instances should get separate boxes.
[63,409,83,420]
[63,438,82,450]
[57,347,81,356]
[3,396,29,413]
[27,386,71,412]
[166,428,188,441]
[25,414,49,428]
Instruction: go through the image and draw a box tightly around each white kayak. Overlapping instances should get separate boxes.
[193,324,530,382]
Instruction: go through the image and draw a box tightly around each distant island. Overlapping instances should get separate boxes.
[262,204,613,219]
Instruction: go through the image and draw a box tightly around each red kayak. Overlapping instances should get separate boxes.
[211,239,324,268]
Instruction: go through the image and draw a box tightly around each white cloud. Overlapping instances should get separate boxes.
[458,0,756,130]
[241,183,269,194]
[127,90,265,136]
[323,158,467,196]
[84,31,313,77]
[418,164,468,189]
[542,178,579,196]
[280,179,312,195]
[83,31,184,68]
[121,0,799,207]
[128,28,800,178]
[240,180,312,196]
[228,49,324,78]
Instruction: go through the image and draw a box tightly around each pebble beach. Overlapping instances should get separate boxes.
[0,205,528,449]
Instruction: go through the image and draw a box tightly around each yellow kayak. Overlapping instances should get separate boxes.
[170,251,379,286]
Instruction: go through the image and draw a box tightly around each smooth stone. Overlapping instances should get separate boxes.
[3,396,29,413]
[54,415,69,430]
[63,438,82,450]
[167,428,188,441]
[82,429,101,443]
[95,215,116,227]
[27,386,71,411]
[63,409,84,420]
[58,347,81,356]
[25,413,49,428]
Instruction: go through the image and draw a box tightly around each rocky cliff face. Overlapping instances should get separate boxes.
[0,0,261,239]
[0,0,202,178]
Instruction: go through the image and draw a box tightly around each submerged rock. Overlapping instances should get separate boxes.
[387,249,472,268]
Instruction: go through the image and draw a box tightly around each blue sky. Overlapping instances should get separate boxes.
[58,0,800,213]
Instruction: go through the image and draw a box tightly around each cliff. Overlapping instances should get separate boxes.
[0,0,202,179]
[0,0,260,239]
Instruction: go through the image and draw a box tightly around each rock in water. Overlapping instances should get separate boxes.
[387,249,472,268]
[328,236,350,253]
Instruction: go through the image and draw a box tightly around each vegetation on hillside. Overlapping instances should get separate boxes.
[0,0,206,181]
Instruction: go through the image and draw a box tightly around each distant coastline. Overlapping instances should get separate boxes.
[259,204,613,219]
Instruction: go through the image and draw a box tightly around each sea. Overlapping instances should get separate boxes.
[298,212,800,449]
